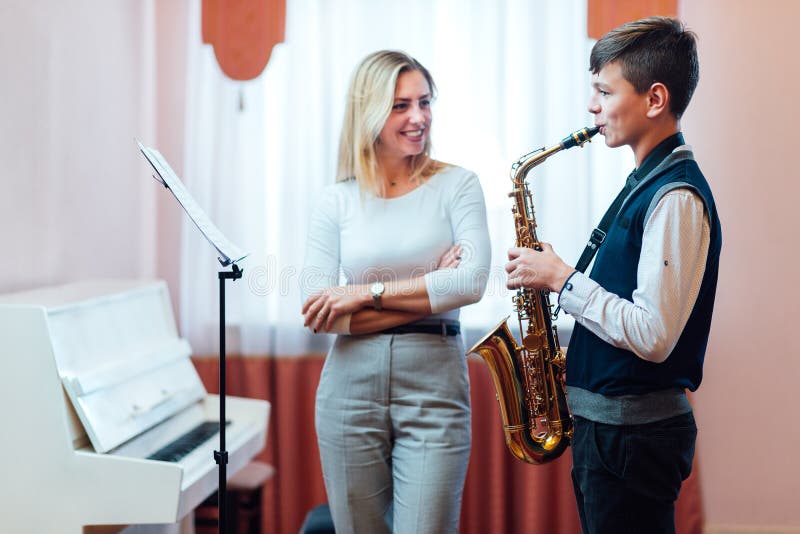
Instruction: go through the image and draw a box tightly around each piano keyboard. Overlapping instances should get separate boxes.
[148,421,230,462]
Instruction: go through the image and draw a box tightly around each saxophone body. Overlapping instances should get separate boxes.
[468,126,599,464]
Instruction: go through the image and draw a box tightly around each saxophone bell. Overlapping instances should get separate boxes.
[469,317,571,464]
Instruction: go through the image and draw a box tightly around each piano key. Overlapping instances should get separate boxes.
[147,420,231,462]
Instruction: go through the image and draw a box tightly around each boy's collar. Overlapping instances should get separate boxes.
[631,132,684,183]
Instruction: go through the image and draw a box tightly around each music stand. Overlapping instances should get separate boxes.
[138,140,248,534]
[214,262,242,534]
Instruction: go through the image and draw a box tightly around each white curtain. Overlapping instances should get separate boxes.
[180,0,633,356]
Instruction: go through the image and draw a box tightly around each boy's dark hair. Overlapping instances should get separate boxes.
[590,17,699,119]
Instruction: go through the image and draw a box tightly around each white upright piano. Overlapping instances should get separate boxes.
[0,280,270,533]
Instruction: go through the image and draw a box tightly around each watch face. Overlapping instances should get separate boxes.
[371,282,385,296]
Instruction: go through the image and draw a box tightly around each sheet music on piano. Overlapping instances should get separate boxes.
[137,140,248,267]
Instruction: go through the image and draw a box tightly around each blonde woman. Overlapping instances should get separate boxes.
[301,50,491,534]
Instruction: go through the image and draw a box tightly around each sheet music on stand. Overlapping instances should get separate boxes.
[137,140,248,267]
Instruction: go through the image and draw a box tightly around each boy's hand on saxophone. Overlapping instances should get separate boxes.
[506,243,576,293]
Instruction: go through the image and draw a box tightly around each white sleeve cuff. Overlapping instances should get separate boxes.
[424,269,486,314]
[558,271,599,316]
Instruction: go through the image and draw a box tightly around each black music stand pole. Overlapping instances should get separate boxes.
[215,262,242,534]
[138,140,249,533]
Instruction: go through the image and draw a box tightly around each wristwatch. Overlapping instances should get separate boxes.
[370,281,385,311]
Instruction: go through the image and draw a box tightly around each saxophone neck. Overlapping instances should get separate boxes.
[511,126,600,184]
[511,145,563,183]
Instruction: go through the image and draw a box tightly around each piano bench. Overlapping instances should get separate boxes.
[194,461,275,534]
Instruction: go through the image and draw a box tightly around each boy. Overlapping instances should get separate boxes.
[505,17,721,534]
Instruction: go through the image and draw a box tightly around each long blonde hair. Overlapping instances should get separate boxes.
[336,50,445,195]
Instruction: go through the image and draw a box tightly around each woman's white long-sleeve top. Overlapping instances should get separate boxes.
[302,165,491,322]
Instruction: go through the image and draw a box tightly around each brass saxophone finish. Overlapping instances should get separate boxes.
[468,126,599,464]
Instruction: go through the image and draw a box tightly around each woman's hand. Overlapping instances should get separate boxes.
[437,243,463,269]
[303,245,462,333]
[302,285,370,333]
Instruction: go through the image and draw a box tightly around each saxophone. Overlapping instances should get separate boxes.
[468,126,599,464]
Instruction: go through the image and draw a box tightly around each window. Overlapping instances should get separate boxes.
[181,0,632,355]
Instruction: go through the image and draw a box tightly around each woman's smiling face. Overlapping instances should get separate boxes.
[377,69,432,162]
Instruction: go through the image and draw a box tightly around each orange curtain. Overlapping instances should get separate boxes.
[202,0,286,81]
[193,356,703,534]
[587,0,677,39]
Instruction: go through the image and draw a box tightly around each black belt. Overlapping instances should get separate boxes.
[381,322,460,336]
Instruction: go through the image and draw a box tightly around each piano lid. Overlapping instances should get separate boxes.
[0,280,206,453]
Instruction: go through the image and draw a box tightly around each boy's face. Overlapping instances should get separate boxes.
[588,61,650,152]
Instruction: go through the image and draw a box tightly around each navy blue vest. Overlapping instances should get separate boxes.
[566,147,722,396]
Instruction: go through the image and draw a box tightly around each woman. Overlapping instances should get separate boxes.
[301,50,490,534]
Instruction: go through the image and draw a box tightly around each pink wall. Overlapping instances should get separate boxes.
[0,1,159,293]
[681,0,800,529]
[0,0,186,307]
[153,1,189,320]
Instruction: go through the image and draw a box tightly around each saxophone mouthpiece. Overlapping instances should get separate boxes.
[560,126,601,149]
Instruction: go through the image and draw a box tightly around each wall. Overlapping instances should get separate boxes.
[153,1,189,317]
[0,1,158,292]
[680,1,800,530]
